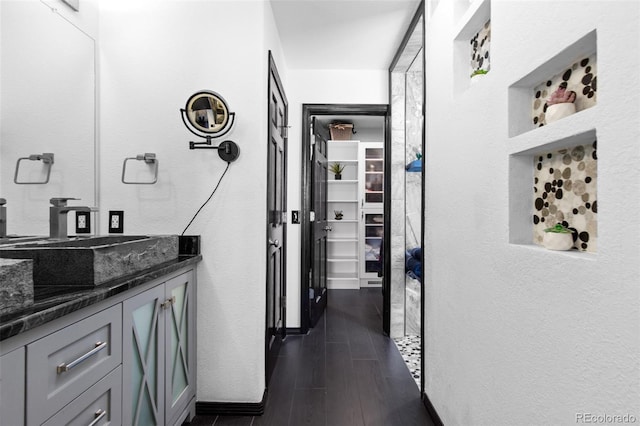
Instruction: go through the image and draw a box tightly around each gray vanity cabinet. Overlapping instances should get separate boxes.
[41,366,122,426]
[122,269,196,426]
[26,304,122,426]
[0,262,197,426]
[0,347,25,426]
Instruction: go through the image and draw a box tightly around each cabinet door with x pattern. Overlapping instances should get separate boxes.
[122,269,196,426]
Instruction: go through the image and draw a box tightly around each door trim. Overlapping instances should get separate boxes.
[300,103,390,334]
[266,50,288,385]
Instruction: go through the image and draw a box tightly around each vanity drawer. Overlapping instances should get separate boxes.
[42,366,122,426]
[26,304,122,426]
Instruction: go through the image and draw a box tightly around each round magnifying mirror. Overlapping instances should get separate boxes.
[185,90,230,134]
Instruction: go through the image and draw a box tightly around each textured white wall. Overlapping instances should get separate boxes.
[284,69,388,328]
[424,1,640,424]
[99,0,286,403]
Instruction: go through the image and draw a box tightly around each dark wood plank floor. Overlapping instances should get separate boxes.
[190,289,433,426]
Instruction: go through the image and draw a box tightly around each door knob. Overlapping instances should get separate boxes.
[323,225,332,231]
[269,239,280,248]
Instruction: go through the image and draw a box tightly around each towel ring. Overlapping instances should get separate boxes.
[14,153,55,184]
[121,153,158,184]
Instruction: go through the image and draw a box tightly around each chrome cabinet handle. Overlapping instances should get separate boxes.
[88,409,107,426]
[161,296,176,309]
[57,341,107,374]
[269,239,280,248]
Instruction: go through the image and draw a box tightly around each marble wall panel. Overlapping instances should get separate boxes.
[390,74,407,337]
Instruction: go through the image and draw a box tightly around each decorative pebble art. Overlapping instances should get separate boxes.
[393,335,421,388]
[532,54,597,126]
[470,20,490,77]
[533,141,597,252]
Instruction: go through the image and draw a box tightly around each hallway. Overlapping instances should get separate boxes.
[192,289,433,426]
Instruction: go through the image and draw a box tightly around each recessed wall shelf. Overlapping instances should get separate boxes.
[530,54,597,128]
[508,30,597,138]
[509,128,597,253]
[453,0,491,95]
[511,242,597,261]
[507,106,597,156]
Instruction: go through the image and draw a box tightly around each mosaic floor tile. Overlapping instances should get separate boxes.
[394,334,421,388]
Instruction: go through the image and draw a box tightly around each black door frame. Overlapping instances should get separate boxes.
[388,4,443,423]
[300,103,390,334]
[265,50,287,384]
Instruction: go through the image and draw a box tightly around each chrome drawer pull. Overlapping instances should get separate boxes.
[88,409,107,426]
[57,341,107,374]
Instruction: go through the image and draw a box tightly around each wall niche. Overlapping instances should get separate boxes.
[532,140,597,252]
[508,30,596,137]
[509,128,597,256]
[453,0,491,94]
[470,19,490,78]
[532,54,597,127]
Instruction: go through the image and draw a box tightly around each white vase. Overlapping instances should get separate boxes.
[546,103,576,123]
[543,232,574,251]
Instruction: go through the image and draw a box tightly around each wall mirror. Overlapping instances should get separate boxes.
[183,90,234,136]
[0,1,96,236]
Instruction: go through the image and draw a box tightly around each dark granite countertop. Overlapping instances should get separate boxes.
[0,254,201,341]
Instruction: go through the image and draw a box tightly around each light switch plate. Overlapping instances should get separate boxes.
[108,211,124,233]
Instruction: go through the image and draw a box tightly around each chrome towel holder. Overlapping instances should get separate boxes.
[14,153,55,184]
[121,153,158,184]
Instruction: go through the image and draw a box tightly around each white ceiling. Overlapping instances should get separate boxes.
[269,0,422,70]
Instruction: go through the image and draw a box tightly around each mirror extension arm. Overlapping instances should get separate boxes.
[189,140,240,163]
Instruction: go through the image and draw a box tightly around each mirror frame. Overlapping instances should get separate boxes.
[182,90,235,138]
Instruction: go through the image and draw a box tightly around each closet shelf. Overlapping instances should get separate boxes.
[327,256,359,262]
[327,272,359,280]
[329,159,358,164]
[327,139,384,290]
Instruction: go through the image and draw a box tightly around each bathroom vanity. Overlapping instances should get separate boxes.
[0,243,201,426]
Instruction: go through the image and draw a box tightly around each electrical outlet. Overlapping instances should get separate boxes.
[108,211,124,233]
[75,211,91,234]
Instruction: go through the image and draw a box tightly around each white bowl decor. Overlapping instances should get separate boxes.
[546,81,577,123]
[542,224,575,250]
[546,102,576,123]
